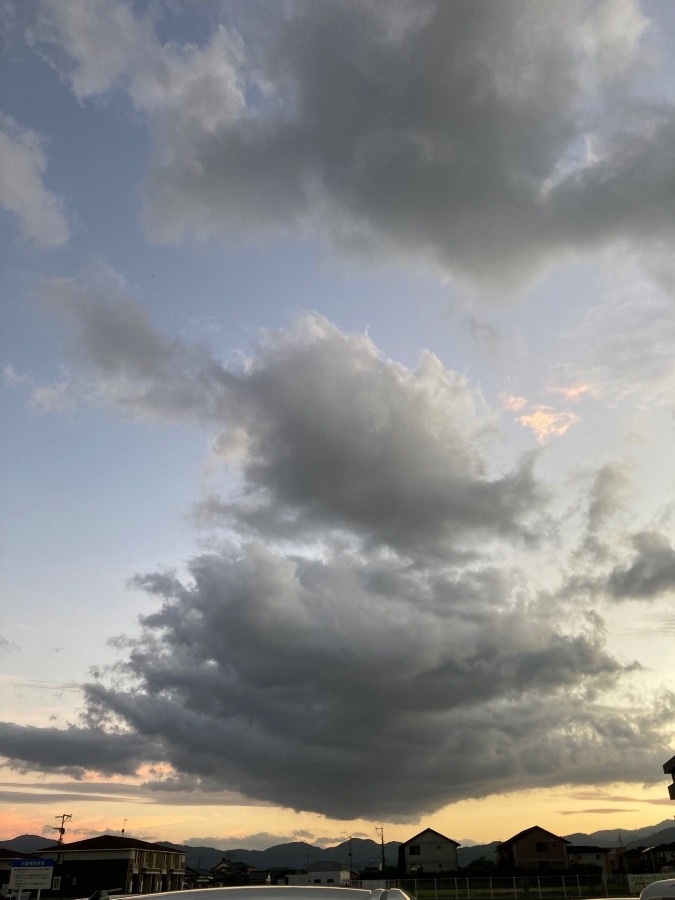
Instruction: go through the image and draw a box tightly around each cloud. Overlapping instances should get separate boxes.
[0,114,69,247]
[502,395,527,412]
[30,271,544,557]
[608,531,675,600]
[0,539,672,820]
[548,383,598,401]
[5,270,674,821]
[516,406,580,443]
[575,461,635,563]
[561,250,675,405]
[559,808,632,815]
[27,0,671,289]
[30,266,237,422]
[0,722,162,777]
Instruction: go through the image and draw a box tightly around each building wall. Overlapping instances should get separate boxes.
[36,848,184,897]
[288,870,351,886]
[402,833,458,873]
[511,829,567,871]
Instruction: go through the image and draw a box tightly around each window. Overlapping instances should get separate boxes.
[53,878,61,890]
[536,843,548,853]
[409,846,421,856]
[327,879,334,883]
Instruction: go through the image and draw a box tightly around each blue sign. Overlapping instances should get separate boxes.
[11,860,54,868]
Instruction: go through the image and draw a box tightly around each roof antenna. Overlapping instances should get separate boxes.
[54,814,72,844]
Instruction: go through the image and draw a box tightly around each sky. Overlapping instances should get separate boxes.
[1,0,675,851]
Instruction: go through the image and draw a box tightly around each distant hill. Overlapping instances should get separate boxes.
[563,820,675,848]
[159,837,399,871]
[3,819,675,871]
[457,842,501,867]
[0,835,53,854]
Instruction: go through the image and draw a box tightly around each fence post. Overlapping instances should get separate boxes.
[513,877,518,899]
[562,876,567,898]
[576,875,581,897]
[467,877,471,900]
[537,876,541,899]
[490,877,494,900]
[455,877,459,900]
[435,880,438,900]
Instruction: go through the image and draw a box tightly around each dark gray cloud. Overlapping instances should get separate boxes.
[1,543,671,820]
[30,0,663,289]
[0,721,161,776]
[3,273,670,818]
[608,530,675,600]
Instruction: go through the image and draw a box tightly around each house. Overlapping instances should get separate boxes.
[398,829,460,874]
[566,845,612,877]
[183,865,214,889]
[211,858,253,885]
[496,826,568,872]
[644,842,675,872]
[33,835,185,897]
[665,754,675,801]
[287,861,354,886]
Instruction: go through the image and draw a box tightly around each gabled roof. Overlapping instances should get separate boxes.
[37,835,181,852]
[498,826,569,848]
[663,754,675,775]
[0,849,36,860]
[401,828,460,847]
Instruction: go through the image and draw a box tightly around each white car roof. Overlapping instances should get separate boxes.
[136,889,409,900]
[640,880,675,900]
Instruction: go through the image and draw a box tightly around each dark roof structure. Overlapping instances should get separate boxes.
[498,826,569,848]
[0,849,35,860]
[400,828,460,847]
[37,835,180,852]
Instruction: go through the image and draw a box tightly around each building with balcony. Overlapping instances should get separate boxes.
[34,835,185,897]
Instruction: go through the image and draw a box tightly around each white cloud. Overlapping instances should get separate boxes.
[0,114,69,247]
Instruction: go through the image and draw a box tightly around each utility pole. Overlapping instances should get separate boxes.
[348,837,353,873]
[53,814,72,844]
[376,827,385,875]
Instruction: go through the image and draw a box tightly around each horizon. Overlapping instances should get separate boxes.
[3,815,675,854]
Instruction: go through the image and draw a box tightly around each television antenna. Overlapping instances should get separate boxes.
[54,814,72,844]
